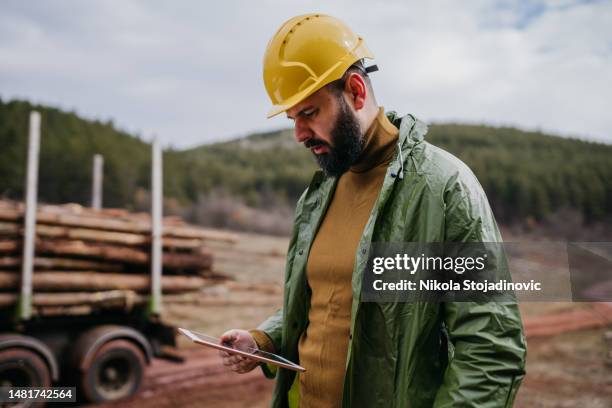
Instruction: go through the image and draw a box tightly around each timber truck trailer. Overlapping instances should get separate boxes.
[0,111,178,404]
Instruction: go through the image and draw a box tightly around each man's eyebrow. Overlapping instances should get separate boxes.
[286,106,314,120]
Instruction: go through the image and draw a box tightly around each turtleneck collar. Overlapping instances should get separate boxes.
[350,107,399,173]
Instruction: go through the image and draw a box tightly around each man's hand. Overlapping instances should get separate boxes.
[219,329,259,373]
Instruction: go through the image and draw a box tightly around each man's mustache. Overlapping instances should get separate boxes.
[304,138,330,149]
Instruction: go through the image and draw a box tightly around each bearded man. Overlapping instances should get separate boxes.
[219,13,526,408]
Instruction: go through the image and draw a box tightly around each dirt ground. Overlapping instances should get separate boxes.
[93,229,612,408]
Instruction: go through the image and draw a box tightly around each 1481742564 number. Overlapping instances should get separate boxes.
[0,387,76,402]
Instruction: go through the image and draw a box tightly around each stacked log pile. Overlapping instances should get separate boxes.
[0,200,236,315]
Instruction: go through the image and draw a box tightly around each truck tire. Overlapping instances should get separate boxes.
[0,348,51,407]
[79,339,145,403]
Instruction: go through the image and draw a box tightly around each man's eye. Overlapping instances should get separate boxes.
[303,109,317,118]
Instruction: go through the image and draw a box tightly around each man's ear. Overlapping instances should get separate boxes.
[344,72,367,110]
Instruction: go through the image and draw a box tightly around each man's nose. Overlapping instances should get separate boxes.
[294,118,312,144]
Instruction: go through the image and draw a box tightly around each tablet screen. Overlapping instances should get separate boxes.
[178,328,305,372]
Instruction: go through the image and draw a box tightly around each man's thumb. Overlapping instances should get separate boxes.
[220,330,238,345]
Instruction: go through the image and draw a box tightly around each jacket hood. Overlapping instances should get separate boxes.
[386,111,428,150]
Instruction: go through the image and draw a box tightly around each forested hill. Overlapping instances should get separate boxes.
[1,98,610,227]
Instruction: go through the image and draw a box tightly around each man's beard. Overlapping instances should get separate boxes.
[306,97,364,177]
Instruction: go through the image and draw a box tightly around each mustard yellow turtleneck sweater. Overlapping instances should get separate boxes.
[251,108,398,407]
[298,107,398,407]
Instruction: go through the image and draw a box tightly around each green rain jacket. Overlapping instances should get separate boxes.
[257,112,527,407]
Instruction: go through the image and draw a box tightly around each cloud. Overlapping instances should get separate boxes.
[0,0,610,146]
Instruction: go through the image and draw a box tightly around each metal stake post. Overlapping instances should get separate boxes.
[19,111,41,320]
[91,154,104,209]
[149,138,163,315]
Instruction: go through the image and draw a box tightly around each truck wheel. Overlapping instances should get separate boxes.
[0,348,51,387]
[80,339,145,403]
[0,348,51,407]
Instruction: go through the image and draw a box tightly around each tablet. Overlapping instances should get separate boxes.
[178,328,306,372]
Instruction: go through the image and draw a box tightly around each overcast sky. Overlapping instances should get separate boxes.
[1,0,610,147]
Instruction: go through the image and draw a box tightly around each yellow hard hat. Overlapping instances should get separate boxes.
[263,13,374,118]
